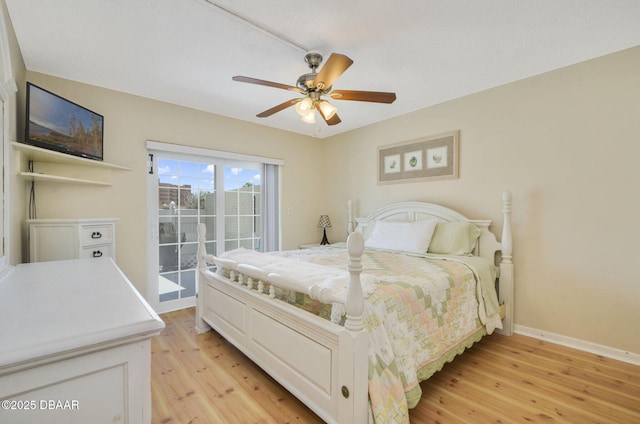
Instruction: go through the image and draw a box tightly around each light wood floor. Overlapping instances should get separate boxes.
[151,308,640,423]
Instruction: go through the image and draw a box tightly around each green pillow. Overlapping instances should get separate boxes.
[427,222,481,255]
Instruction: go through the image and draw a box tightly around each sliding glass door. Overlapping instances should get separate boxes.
[147,147,268,313]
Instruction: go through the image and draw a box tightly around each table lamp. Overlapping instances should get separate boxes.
[317,215,332,245]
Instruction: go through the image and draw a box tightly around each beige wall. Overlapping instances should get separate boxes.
[19,72,328,296]
[5,0,639,355]
[324,46,640,354]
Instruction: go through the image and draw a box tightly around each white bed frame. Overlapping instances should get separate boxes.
[195,192,514,423]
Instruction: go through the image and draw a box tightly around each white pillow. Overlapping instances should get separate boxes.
[364,219,438,254]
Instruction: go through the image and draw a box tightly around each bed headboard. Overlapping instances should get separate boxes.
[351,193,512,266]
[350,192,514,336]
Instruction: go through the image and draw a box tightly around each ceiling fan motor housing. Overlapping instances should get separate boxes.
[297,52,331,92]
[304,52,323,70]
[296,73,332,93]
[296,73,316,90]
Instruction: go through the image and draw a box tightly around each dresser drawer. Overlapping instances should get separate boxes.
[80,224,114,245]
[80,244,114,259]
[28,218,117,263]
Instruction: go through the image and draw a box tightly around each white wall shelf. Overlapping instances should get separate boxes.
[18,171,112,186]
[13,142,131,169]
[13,142,131,186]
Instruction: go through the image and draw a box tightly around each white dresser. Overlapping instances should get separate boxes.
[0,258,165,424]
[28,218,117,262]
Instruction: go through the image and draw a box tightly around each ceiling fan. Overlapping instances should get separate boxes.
[232,52,396,125]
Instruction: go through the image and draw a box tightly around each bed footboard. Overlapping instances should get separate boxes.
[195,225,369,424]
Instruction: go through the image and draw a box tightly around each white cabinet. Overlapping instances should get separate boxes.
[28,218,117,263]
[0,258,165,424]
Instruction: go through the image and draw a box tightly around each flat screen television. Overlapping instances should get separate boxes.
[25,82,103,161]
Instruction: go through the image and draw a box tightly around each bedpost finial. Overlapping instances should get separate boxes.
[502,191,512,214]
[197,223,206,237]
[347,199,354,235]
[502,191,512,204]
[347,231,364,257]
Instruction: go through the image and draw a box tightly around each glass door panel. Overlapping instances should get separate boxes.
[223,166,261,251]
[157,158,215,309]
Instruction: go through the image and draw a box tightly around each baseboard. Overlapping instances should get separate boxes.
[514,324,640,366]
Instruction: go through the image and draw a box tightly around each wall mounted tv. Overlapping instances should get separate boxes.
[25,82,103,161]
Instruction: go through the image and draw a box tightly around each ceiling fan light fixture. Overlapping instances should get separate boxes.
[318,100,337,120]
[295,97,314,116]
[300,110,316,124]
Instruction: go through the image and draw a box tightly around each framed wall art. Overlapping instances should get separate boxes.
[378,130,459,184]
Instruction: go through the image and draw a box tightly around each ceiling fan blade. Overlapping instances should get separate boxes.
[256,99,300,118]
[325,113,341,126]
[233,76,302,93]
[312,53,353,90]
[314,102,341,126]
[330,90,397,103]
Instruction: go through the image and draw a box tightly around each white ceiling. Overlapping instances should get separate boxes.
[5,0,640,139]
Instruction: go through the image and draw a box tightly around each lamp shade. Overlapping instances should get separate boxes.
[318,100,337,120]
[300,110,316,124]
[295,97,314,116]
[317,215,332,228]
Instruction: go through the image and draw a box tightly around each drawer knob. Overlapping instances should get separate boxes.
[93,250,103,258]
[91,231,103,239]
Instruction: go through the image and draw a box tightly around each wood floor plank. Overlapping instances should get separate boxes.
[425,356,585,423]
[414,336,640,423]
[476,336,640,405]
[152,309,324,424]
[471,342,640,417]
[488,335,640,390]
[439,354,620,422]
[152,308,640,423]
